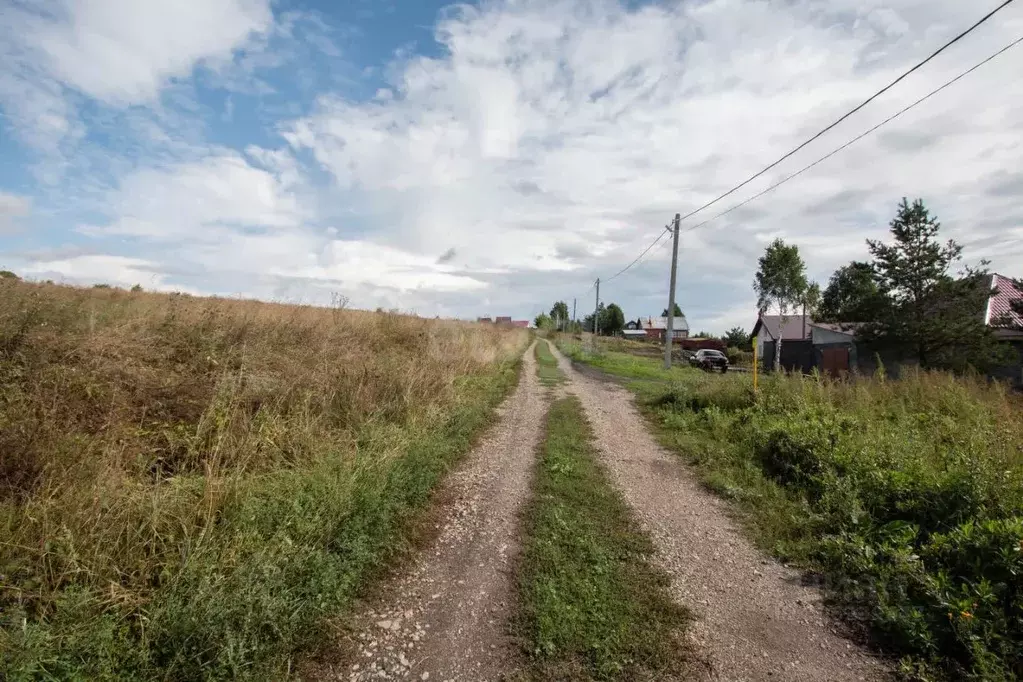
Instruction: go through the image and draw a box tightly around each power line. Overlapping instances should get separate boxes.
[683,33,1023,234]
[603,225,670,283]
[675,0,1018,226]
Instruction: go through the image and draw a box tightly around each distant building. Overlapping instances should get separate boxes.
[641,316,689,341]
[477,316,530,329]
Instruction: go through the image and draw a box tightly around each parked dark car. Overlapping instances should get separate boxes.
[691,349,729,373]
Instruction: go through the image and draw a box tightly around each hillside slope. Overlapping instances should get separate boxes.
[0,281,526,680]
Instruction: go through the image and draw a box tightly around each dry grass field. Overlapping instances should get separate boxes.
[0,279,526,680]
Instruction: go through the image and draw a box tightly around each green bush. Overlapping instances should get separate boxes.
[725,346,753,366]
[645,369,1023,680]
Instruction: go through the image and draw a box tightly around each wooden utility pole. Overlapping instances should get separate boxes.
[593,279,600,350]
[572,298,576,324]
[663,213,681,369]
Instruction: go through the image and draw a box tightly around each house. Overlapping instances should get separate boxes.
[751,314,813,358]
[641,316,689,341]
[477,317,492,323]
[986,274,1023,340]
[622,329,648,340]
[986,274,1023,386]
[624,320,641,330]
[495,316,512,324]
[510,320,530,328]
[810,322,859,346]
[809,322,862,376]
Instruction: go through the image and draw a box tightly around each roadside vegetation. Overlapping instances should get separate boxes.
[0,279,526,680]
[562,339,1023,681]
[557,340,694,383]
[517,353,689,679]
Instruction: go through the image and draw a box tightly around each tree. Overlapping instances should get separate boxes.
[602,303,626,335]
[0,270,19,280]
[863,198,1000,371]
[723,326,751,350]
[550,301,570,329]
[662,303,683,317]
[582,303,604,335]
[533,313,553,330]
[753,238,808,371]
[131,284,143,293]
[817,261,882,322]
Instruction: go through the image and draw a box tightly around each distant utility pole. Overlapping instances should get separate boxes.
[593,278,600,349]
[572,298,576,324]
[663,213,681,370]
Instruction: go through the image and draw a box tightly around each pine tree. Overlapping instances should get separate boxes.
[863,198,1001,371]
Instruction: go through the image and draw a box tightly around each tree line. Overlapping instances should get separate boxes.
[754,197,1022,372]
[534,301,627,335]
[534,298,756,352]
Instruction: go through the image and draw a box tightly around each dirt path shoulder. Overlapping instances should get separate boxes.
[552,346,888,682]
[322,341,546,682]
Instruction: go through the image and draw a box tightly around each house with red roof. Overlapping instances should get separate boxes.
[985,273,1023,340]
[985,274,1023,386]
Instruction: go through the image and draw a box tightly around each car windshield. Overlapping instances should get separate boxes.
[702,350,725,358]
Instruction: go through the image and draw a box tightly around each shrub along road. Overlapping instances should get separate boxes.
[319,341,547,682]
[548,344,888,682]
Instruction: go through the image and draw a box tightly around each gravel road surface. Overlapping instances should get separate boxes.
[323,342,545,682]
[553,346,888,682]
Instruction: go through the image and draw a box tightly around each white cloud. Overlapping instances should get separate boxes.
[82,152,307,240]
[76,150,485,296]
[17,254,186,290]
[6,0,1023,329]
[0,191,32,232]
[30,0,272,105]
[0,0,273,161]
[283,0,1023,328]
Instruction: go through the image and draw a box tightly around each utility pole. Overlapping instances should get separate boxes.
[593,278,600,350]
[663,213,681,370]
[572,298,576,324]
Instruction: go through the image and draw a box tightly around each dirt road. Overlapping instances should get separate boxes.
[552,346,888,682]
[325,342,545,682]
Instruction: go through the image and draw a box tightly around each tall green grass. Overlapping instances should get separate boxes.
[640,369,1023,681]
[0,280,526,680]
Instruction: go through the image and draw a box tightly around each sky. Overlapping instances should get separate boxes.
[1,0,1022,332]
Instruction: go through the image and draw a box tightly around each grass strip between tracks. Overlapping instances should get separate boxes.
[516,386,690,680]
[534,339,564,387]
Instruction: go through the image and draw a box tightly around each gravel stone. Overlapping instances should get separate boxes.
[552,345,890,682]
[324,343,545,681]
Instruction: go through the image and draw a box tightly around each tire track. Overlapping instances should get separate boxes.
[322,342,546,682]
[552,345,889,682]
